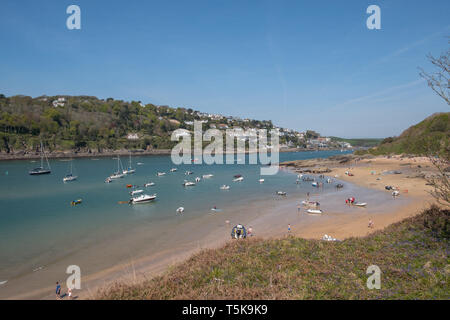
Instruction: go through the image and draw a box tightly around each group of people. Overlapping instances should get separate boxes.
[55,282,74,300]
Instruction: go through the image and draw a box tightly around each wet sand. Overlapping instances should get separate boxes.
[3,156,435,299]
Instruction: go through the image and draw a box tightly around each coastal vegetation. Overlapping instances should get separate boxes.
[355,112,450,157]
[96,206,449,300]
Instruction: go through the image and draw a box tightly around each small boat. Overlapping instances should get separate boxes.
[306,209,323,215]
[220,185,230,190]
[312,182,319,187]
[202,174,213,178]
[302,200,320,207]
[233,176,244,182]
[276,191,287,196]
[71,199,82,206]
[183,181,196,187]
[185,171,193,175]
[157,172,166,176]
[126,184,133,188]
[137,162,144,165]
[353,202,367,207]
[63,159,77,182]
[144,182,155,187]
[195,177,201,182]
[176,207,184,214]
[130,194,156,204]
[122,153,136,174]
[109,156,125,179]
[29,141,51,175]
[259,179,265,183]
[130,189,144,196]
[170,168,177,172]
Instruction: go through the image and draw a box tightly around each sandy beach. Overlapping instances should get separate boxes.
[3,155,437,300]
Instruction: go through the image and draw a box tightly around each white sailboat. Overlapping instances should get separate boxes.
[29,141,51,175]
[123,152,136,175]
[63,159,78,182]
[109,156,125,179]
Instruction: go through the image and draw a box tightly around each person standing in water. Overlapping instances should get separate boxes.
[288,224,291,234]
[297,203,301,214]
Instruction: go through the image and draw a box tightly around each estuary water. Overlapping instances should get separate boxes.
[0,150,356,298]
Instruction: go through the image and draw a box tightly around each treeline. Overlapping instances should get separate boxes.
[0,94,274,153]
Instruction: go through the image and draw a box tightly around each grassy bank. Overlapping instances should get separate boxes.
[96,206,449,300]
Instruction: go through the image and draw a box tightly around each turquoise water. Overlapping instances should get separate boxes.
[0,150,351,296]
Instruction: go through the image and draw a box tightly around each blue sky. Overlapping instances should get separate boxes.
[0,0,449,138]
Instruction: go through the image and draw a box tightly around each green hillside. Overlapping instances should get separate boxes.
[95,206,449,300]
[329,137,382,148]
[356,112,450,157]
[0,94,275,153]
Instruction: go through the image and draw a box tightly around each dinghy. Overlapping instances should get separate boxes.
[170,168,177,172]
[176,207,184,214]
[259,179,265,183]
[183,181,196,187]
[312,182,319,187]
[220,185,230,190]
[306,209,323,215]
[353,202,367,207]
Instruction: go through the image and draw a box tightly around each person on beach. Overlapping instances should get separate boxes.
[368,219,374,229]
[288,224,291,234]
[297,203,301,214]
[68,287,72,300]
[55,282,61,299]
[248,226,253,237]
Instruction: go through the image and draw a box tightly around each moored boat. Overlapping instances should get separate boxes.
[130,193,156,204]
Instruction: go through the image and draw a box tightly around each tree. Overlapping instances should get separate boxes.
[419,40,450,206]
[419,39,449,105]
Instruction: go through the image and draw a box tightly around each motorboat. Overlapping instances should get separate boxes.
[170,168,177,172]
[312,182,319,187]
[276,191,287,196]
[183,181,196,187]
[185,171,193,175]
[130,194,156,204]
[259,179,265,183]
[233,176,244,182]
[144,182,155,187]
[130,189,144,196]
[157,172,166,176]
[220,185,230,190]
[71,199,82,206]
[202,174,213,178]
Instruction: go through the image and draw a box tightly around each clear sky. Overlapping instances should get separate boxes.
[0,0,449,138]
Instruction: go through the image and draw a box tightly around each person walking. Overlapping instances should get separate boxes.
[55,282,61,299]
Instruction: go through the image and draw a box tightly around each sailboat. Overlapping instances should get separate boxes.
[63,159,78,182]
[29,141,51,175]
[109,156,125,179]
[123,152,136,175]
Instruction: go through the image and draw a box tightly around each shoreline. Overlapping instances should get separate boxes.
[3,154,435,300]
[0,147,352,161]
